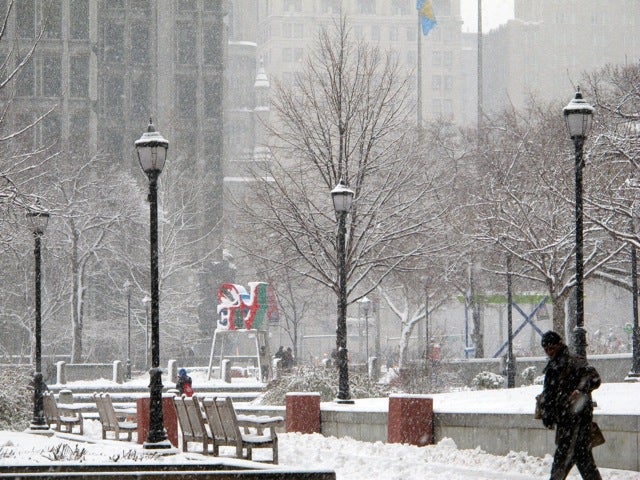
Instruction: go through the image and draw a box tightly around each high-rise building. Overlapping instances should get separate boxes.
[254,0,468,126]
[483,0,640,114]
[4,0,228,331]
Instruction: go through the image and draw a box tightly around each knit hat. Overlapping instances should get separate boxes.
[178,368,187,377]
[541,331,562,347]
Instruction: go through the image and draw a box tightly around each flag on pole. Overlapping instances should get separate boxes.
[416,0,437,36]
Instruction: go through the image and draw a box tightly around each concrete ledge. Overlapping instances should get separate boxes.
[0,463,336,479]
[299,404,640,472]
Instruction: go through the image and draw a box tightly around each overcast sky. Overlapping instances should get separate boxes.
[459,0,515,33]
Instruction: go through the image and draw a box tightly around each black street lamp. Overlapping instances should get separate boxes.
[505,252,516,388]
[629,234,640,379]
[124,281,132,380]
[332,179,355,403]
[26,207,50,431]
[563,88,594,358]
[135,119,170,448]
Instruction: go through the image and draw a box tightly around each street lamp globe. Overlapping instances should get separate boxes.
[563,88,594,140]
[331,179,354,214]
[135,119,169,175]
[359,296,371,315]
[26,209,50,235]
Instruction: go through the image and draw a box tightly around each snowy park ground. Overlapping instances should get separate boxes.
[1,380,640,479]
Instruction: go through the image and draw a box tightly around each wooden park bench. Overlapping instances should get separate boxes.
[93,392,137,441]
[42,391,83,435]
[202,396,283,464]
[173,395,214,454]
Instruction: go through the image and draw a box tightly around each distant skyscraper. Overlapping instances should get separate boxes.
[483,0,640,114]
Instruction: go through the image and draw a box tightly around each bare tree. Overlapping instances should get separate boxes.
[232,19,453,377]
[463,98,624,339]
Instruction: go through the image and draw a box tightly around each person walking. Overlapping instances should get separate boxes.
[538,330,602,480]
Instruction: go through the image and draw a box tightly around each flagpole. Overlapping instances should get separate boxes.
[477,0,483,131]
[417,11,423,133]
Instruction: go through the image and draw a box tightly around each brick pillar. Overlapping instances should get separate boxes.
[286,392,321,434]
[387,394,433,446]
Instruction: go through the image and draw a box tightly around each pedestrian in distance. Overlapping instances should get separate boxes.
[538,330,602,480]
[176,368,193,397]
[283,347,294,369]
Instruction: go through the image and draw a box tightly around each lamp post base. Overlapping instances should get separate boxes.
[624,372,640,382]
[28,423,50,431]
[334,397,355,404]
[142,440,175,453]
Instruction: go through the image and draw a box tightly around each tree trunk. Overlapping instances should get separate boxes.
[551,293,568,339]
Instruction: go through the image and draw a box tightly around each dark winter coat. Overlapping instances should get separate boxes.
[176,374,193,396]
[539,344,601,429]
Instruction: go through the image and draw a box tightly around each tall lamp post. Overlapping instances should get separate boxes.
[27,207,50,430]
[124,281,132,380]
[627,198,640,380]
[332,179,355,403]
[563,88,594,358]
[505,252,516,388]
[629,232,640,379]
[135,119,170,448]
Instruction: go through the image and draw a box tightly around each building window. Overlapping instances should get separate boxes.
[389,27,398,41]
[204,23,218,65]
[432,51,442,66]
[178,0,197,11]
[282,23,303,39]
[443,51,453,66]
[321,0,339,14]
[433,0,451,16]
[203,0,217,11]
[17,0,35,39]
[42,55,61,97]
[103,0,124,9]
[131,22,150,64]
[432,75,442,91]
[69,111,89,155]
[283,0,301,13]
[392,0,410,15]
[357,0,375,14]
[131,0,151,11]
[131,73,149,118]
[371,25,380,41]
[444,75,453,91]
[204,77,221,118]
[177,76,196,118]
[42,112,60,146]
[44,0,62,39]
[70,0,89,39]
[16,113,35,151]
[70,56,89,97]
[177,23,196,65]
[443,99,453,117]
[16,60,35,97]
[102,73,124,116]
[406,26,415,41]
[103,20,125,63]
